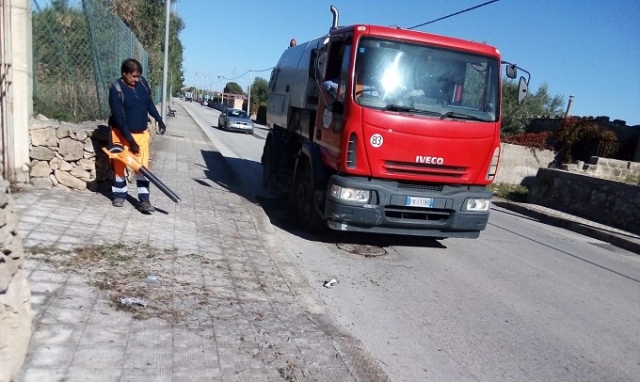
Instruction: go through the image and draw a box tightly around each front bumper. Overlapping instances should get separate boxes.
[226,121,254,133]
[324,175,492,238]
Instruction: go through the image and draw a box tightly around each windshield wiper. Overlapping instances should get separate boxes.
[382,104,415,112]
[440,111,487,122]
[382,105,444,118]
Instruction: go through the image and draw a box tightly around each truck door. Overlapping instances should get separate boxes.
[315,36,352,161]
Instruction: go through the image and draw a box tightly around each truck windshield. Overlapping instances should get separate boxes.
[354,37,500,122]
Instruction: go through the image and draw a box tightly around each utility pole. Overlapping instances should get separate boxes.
[218,76,225,107]
[161,0,170,119]
[247,69,251,116]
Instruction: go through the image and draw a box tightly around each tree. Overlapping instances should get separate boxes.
[224,82,244,96]
[501,80,565,136]
[32,1,97,121]
[110,0,185,94]
[249,77,269,109]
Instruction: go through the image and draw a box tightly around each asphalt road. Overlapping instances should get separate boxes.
[181,100,640,382]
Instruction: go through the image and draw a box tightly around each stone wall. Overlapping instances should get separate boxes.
[0,176,31,382]
[26,113,159,192]
[527,168,640,235]
[27,115,113,191]
[561,156,640,184]
[494,143,556,186]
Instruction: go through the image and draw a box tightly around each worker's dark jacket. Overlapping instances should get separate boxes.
[108,78,162,144]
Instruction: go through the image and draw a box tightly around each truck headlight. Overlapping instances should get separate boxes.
[465,198,491,211]
[330,185,371,203]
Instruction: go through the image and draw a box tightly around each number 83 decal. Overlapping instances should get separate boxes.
[370,134,383,148]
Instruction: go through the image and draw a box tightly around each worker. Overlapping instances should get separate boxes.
[108,58,166,214]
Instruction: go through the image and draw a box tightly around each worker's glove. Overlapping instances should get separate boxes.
[158,121,166,135]
[129,140,140,154]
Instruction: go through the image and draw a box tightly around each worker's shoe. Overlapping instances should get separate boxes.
[137,201,155,214]
[112,198,125,207]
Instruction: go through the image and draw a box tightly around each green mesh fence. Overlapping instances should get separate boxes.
[32,0,150,122]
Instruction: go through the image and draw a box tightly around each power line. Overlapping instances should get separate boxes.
[407,0,501,30]
[219,67,274,82]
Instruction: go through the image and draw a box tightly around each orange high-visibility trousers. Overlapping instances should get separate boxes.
[110,128,151,201]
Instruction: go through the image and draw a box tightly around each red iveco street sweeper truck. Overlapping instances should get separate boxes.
[262,6,529,239]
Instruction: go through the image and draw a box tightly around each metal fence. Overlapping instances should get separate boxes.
[32,0,150,122]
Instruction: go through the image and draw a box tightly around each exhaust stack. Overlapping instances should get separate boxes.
[330,6,339,31]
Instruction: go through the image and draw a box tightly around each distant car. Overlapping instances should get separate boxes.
[217,108,254,134]
[179,96,185,101]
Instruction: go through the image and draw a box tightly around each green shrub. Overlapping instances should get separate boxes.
[555,118,618,163]
[488,183,529,202]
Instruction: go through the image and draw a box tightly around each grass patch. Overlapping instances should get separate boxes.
[489,183,529,203]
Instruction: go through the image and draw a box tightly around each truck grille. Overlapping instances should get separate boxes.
[384,205,451,223]
[384,160,466,178]
[397,181,443,192]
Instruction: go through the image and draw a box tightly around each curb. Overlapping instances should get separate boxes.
[493,200,640,255]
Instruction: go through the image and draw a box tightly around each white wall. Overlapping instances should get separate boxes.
[494,143,556,186]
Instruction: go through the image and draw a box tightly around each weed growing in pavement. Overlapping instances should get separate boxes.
[277,361,304,382]
[25,243,231,323]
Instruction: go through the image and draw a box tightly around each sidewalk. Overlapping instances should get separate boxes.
[13,104,389,382]
[492,200,640,255]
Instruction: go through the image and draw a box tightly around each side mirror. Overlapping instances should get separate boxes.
[506,65,517,79]
[517,76,528,105]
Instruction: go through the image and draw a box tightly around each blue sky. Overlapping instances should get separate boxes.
[178,0,640,126]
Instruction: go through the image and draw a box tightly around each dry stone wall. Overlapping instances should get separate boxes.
[528,168,640,235]
[28,115,113,192]
[27,114,157,192]
[0,175,31,382]
[561,156,640,184]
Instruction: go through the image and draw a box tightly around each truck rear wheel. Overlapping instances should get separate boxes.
[294,161,326,233]
[262,138,276,189]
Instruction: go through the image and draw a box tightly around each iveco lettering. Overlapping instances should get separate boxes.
[416,156,444,165]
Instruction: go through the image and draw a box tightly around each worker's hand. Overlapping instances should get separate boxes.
[129,140,140,154]
[158,120,167,135]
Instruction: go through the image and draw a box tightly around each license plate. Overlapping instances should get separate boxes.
[405,196,434,207]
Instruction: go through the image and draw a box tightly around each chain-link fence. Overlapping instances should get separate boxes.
[32,0,150,122]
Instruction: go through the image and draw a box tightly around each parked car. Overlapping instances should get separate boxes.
[217,108,254,134]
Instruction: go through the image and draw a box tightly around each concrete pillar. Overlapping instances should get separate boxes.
[3,0,32,183]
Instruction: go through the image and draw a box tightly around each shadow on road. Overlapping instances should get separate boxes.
[198,150,447,249]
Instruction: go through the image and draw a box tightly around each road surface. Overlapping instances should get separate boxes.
[181,100,640,382]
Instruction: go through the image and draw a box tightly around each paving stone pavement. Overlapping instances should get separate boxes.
[13,108,391,382]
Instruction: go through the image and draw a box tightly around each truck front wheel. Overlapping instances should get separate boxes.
[293,161,326,233]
